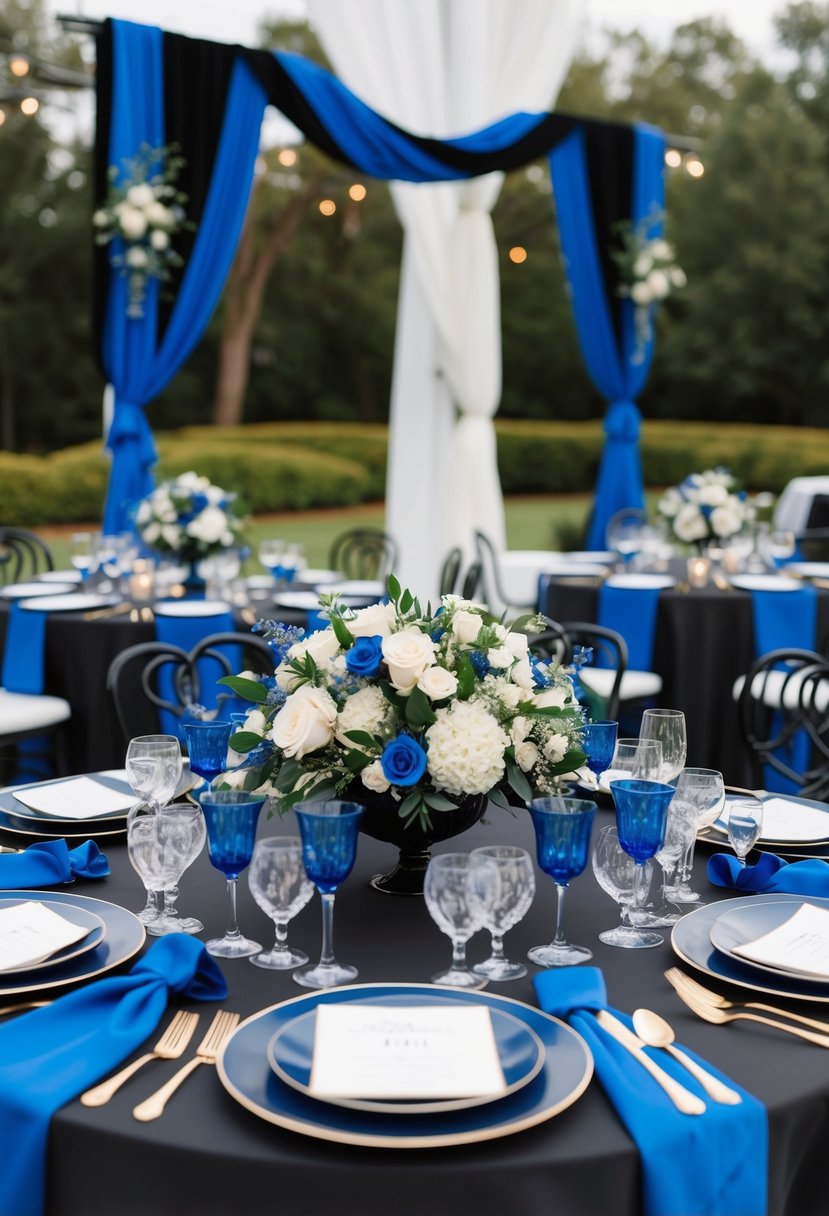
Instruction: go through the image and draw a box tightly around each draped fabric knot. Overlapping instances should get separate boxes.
[105,399,158,471]
[604,400,641,444]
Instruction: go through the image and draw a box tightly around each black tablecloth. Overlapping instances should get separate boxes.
[12,805,828,1216]
[540,580,829,787]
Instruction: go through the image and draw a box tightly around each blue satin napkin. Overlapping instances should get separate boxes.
[1,604,48,695]
[534,968,766,1216]
[154,609,239,737]
[0,934,227,1216]
[708,850,829,896]
[0,838,109,887]
[597,583,660,671]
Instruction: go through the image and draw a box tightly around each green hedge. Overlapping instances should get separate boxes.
[2,419,827,526]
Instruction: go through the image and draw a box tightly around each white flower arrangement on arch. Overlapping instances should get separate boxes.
[613,212,686,362]
[657,467,754,546]
[134,472,246,562]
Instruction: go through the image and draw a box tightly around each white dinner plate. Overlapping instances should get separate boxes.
[710,793,829,845]
[0,582,77,599]
[38,569,83,584]
[604,573,675,591]
[302,568,340,585]
[327,580,386,599]
[18,594,119,613]
[729,574,802,592]
[708,900,829,986]
[786,563,829,579]
[153,600,231,617]
[545,563,609,578]
[245,576,276,590]
[566,551,616,564]
[274,591,323,611]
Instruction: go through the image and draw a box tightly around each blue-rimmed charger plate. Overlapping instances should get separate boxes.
[672,893,829,1003]
[266,999,544,1115]
[218,983,592,1149]
[0,896,104,975]
[0,890,144,997]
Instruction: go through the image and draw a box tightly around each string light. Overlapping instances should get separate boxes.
[20,97,39,115]
[685,155,704,178]
[9,56,30,77]
[508,246,527,264]
[348,183,366,202]
[664,148,682,169]
[0,111,5,128]
[319,199,336,216]
[278,148,297,166]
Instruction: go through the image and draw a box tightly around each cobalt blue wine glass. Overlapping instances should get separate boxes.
[198,788,266,958]
[183,721,233,790]
[527,797,597,967]
[582,720,619,781]
[293,800,364,989]
[611,778,677,948]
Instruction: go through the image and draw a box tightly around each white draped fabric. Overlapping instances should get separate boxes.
[307,0,582,595]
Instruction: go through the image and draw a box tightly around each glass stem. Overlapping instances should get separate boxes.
[632,861,648,913]
[451,938,468,970]
[143,889,158,916]
[680,837,695,884]
[490,933,505,962]
[225,878,241,940]
[553,883,568,946]
[660,859,677,892]
[163,885,179,920]
[320,892,336,965]
[272,920,289,953]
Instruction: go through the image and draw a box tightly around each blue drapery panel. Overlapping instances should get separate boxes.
[549,125,666,551]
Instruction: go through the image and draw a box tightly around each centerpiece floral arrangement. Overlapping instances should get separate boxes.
[218,578,587,830]
[613,213,686,361]
[657,467,753,545]
[93,142,191,319]
[134,472,246,562]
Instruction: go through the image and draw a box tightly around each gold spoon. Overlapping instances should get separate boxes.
[632,1009,742,1105]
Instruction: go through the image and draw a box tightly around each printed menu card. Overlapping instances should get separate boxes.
[0,901,91,971]
[731,902,829,978]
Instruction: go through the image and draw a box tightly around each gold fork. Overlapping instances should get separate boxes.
[81,1010,200,1107]
[132,1009,240,1122]
[666,970,829,1047]
[665,968,829,1035]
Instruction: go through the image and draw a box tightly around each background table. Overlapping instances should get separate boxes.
[7,801,827,1216]
[541,578,829,786]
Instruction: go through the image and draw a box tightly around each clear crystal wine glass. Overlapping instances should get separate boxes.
[670,767,726,903]
[423,852,499,989]
[70,532,95,581]
[145,804,206,937]
[647,797,698,925]
[127,802,178,923]
[603,738,662,787]
[248,836,315,970]
[470,845,535,981]
[727,797,764,866]
[258,539,285,582]
[639,709,687,782]
[591,824,655,947]
[293,801,364,988]
[125,735,182,924]
[527,796,597,967]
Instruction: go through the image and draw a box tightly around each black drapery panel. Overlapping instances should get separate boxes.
[92,23,113,376]
[584,123,635,346]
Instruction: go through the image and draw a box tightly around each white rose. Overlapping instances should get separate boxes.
[291,629,340,668]
[382,628,436,693]
[650,239,672,260]
[515,741,540,772]
[186,505,227,544]
[669,266,687,288]
[217,769,248,790]
[487,646,513,670]
[646,268,670,299]
[144,201,172,227]
[361,760,391,794]
[504,631,529,660]
[416,666,458,701]
[633,252,653,278]
[92,208,109,228]
[451,610,484,646]
[125,245,148,269]
[161,524,181,547]
[126,183,155,208]
[142,522,160,544]
[243,709,268,736]
[511,716,530,745]
[543,732,569,764]
[511,658,534,690]
[149,229,169,251]
[136,501,152,525]
[348,602,396,638]
[696,483,728,508]
[631,281,653,306]
[119,206,147,241]
[674,503,709,543]
[534,686,568,709]
[710,505,743,538]
[272,684,337,759]
[494,680,522,708]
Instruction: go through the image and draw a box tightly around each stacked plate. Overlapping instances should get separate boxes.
[700,792,829,860]
[217,984,593,1147]
[0,890,144,998]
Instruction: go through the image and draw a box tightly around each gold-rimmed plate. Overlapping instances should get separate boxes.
[218,984,592,1149]
[0,895,105,975]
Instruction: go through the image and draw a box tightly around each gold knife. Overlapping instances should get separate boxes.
[595,1010,706,1115]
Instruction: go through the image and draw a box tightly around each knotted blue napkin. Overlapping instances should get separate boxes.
[154,609,238,737]
[708,849,829,896]
[1,604,47,695]
[598,583,660,671]
[534,968,766,1216]
[0,934,227,1216]
[0,838,109,887]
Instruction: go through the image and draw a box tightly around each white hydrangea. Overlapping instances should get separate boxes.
[425,701,509,797]
[335,686,394,749]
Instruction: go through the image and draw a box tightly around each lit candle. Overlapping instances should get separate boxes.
[687,556,710,588]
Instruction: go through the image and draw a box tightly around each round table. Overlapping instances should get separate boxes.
[12,803,827,1216]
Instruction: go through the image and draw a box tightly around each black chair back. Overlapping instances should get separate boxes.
[460,561,482,601]
[329,528,398,581]
[737,647,829,799]
[528,618,627,721]
[438,548,462,597]
[0,528,54,583]
[107,632,275,744]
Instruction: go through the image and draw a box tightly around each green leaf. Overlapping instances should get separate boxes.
[455,652,475,700]
[243,766,265,791]
[216,675,268,704]
[404,685,437,730]
[229,730,265,754]
[343,749,371,773]
[488,787,513,811]
[274,758,305,793]
[387,573,401,602]
[344,730,378,750]
[506,760,532,804]
[510,613,533,633]
[422,791,457,811]
[398,790,422,821]
[331,613,355,650]
[399,588,413,613]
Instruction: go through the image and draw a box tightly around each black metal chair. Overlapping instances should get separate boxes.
[460,561,482,601]
[328,528,398,581]
[735,647,829,799]
[107,632,275,744]
[473,531,536,615]
[438,548,463,597]
[0,528,54,584]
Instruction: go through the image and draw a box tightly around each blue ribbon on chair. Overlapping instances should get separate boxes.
[154,610,239,738]
[597,583,660,672]
[0,935,226,1216]
[709,850,829,897]
[1,605,47,695]
[0,839,109,887]
[534,968,766,1216]
[750,587,817,793]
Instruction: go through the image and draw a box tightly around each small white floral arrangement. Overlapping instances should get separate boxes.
[657,467,753,546]
[135,472,245,562]
[218,578,587,829]
[613,213,686,361]
[93,143,191,319]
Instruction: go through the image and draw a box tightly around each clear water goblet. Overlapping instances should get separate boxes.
[647,798,698,925]
[183,721,234,790]
[591,824,656,947]
[669,767,726,903]
[639,709,687,783]
[611,779,676,948]
[527,797,597,967]
[199,788,266,958]
[727,797,764,866]
[125,734,182,924]
[145,804,207,936]
[248,836,315,970]
[470,845,535,981]
[602,737,663,787]
[70,531,95,581]
[582,721,619,781]
[293,801,364,989]
[423,852,500,989]
[127,802,178,924]
[258,538,285,583]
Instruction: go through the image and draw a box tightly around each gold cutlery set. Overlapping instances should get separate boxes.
[665,968,829,1048]
[80,1008,239,1121]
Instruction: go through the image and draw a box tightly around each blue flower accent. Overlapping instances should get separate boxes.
[469,651,490,678]
[530,656,548,688]
[381,735,427,787]
[345,635,384,678]
[191,491,209,513]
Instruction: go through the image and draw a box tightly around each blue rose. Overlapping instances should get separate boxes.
[381,735,427,787]
[469,651,490,678]
[345,635,384,678]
